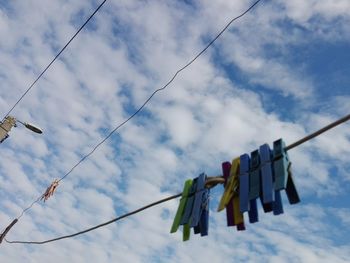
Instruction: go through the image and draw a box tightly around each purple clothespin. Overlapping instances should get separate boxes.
[222,162,235,226]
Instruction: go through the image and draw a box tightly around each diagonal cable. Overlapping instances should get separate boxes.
[3,0,108,119]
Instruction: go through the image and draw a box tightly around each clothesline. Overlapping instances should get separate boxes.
[2,113,349,245]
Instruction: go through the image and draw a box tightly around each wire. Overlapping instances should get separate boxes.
[4,113,350,245]
[285,114,350,151]
[2,0,108,119]
[16,0,263,219]
[6,193,182,245]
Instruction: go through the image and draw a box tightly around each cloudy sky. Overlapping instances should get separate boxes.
[0,0,349,262]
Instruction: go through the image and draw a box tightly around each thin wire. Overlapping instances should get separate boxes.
[16,0,263,219]
[5,113,350,245]
[285,114,350,151]
[2,0,108,119]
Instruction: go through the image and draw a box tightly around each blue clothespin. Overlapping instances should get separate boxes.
[248,150,259,223]
[259,144,274,213]
[189,173,206,227]
[273,139,300,205]
[197,189,210,236]
[239,154,250,213]
[180,173,210,238]
[249,149,260,200]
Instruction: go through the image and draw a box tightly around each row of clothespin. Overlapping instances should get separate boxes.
[170,173,210,241]
[170,138,300,241]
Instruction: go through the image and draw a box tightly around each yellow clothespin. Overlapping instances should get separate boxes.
[217,157,240,212]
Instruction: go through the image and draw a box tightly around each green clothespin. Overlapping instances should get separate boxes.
[170,179,193,235]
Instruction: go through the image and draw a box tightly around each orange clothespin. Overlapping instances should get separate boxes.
[41,179,59,202]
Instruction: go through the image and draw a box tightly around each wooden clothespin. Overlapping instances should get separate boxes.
[41,179,59,202]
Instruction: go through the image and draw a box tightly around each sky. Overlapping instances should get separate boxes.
[0,0,349,262]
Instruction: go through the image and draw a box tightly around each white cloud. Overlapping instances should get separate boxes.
[0,0,349,262]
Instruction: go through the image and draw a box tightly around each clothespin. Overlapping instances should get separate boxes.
[41,179,59,202]
[273,139,300,204]
[217,159,245,231]
[189,173,206,228]
[194,188,210,236]
[218,158,240,212]
[249,150,260,200]
[230,158,245,229]
[259,144,274,213]
[179,178,197,241]
[240,153,257,225]
[170,179,193,233]
[264,142,283,215]
[220,162,235,226]
[248,150,259,223]
[273,139,289,190]
[179,173,210,241]
[180,178,197,226]
[239,154,250,213]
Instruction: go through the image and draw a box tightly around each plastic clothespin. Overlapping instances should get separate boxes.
[217,158,240,212]
[180,178,197,226]
[180,178,198,242]
[273,139,289,190]
[239,153,258,223]
[179,174,211,241]
[239,154,250,213]
[259,144,274,213]
[194,189,210,236]
[170,179,193,233]
[249,150,260,200]
[229,158,245,229]
[248,150,260,223]
[189,173,207,228]
[220,161,235,226]
[273,139,300,205]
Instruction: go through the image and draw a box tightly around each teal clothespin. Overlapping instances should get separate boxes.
[273,139,289,190]
[273,138,300,204]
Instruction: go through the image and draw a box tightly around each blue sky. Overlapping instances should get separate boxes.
[0,0,349,262]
